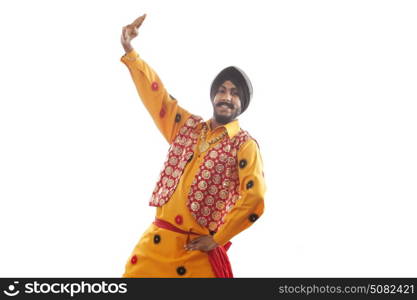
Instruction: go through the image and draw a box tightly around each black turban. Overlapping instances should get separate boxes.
[210,66,253,115]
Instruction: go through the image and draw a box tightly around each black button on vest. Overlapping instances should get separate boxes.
[175,113,181,123]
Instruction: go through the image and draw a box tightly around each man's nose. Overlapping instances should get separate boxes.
[223,91,232,102]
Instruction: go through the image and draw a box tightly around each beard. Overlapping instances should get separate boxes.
[212,101,241,124]
[213,112,235,124]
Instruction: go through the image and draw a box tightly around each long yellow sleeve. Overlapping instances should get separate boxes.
[120,49,192,144]
[213,139,266,246]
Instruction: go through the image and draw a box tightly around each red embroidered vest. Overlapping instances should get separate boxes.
[150,115,251,232]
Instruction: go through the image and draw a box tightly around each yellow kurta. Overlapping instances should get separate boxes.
[120,50,266,277]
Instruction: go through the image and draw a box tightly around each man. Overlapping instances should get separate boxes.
[120,14,266,278]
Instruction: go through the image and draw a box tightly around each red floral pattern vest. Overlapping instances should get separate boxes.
[150,115,251,232]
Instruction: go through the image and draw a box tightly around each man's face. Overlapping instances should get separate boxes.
[212,80,242,124]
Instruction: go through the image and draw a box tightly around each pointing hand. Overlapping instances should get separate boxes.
[121,13,147,52]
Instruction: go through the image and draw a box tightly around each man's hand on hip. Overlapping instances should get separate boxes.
[184,235,219,252]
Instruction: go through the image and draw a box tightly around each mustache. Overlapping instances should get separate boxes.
[215,101,234,109]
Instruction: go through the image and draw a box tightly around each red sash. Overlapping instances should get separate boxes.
[153,218,233,278]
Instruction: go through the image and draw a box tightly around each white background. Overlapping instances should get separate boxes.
[0,0,416,277]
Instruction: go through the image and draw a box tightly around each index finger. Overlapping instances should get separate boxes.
[131,13,147,27]
[188,237,202,245]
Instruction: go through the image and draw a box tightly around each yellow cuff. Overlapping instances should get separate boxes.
[120,49,140,63]
[212,233,228,247]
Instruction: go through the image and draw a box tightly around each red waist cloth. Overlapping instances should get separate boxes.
[153,218,233,278]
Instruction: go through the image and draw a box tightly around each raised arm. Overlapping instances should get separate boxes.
[120,14,192,144]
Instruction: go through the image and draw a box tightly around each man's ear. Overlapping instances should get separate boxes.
[237,105,243,116]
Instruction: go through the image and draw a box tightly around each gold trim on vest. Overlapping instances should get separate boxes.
[149,115,202,207]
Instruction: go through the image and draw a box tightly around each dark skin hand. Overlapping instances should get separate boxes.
[185,235,219,252]
[121,13,147,53]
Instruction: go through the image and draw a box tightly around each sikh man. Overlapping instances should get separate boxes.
[120,14,266,278]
